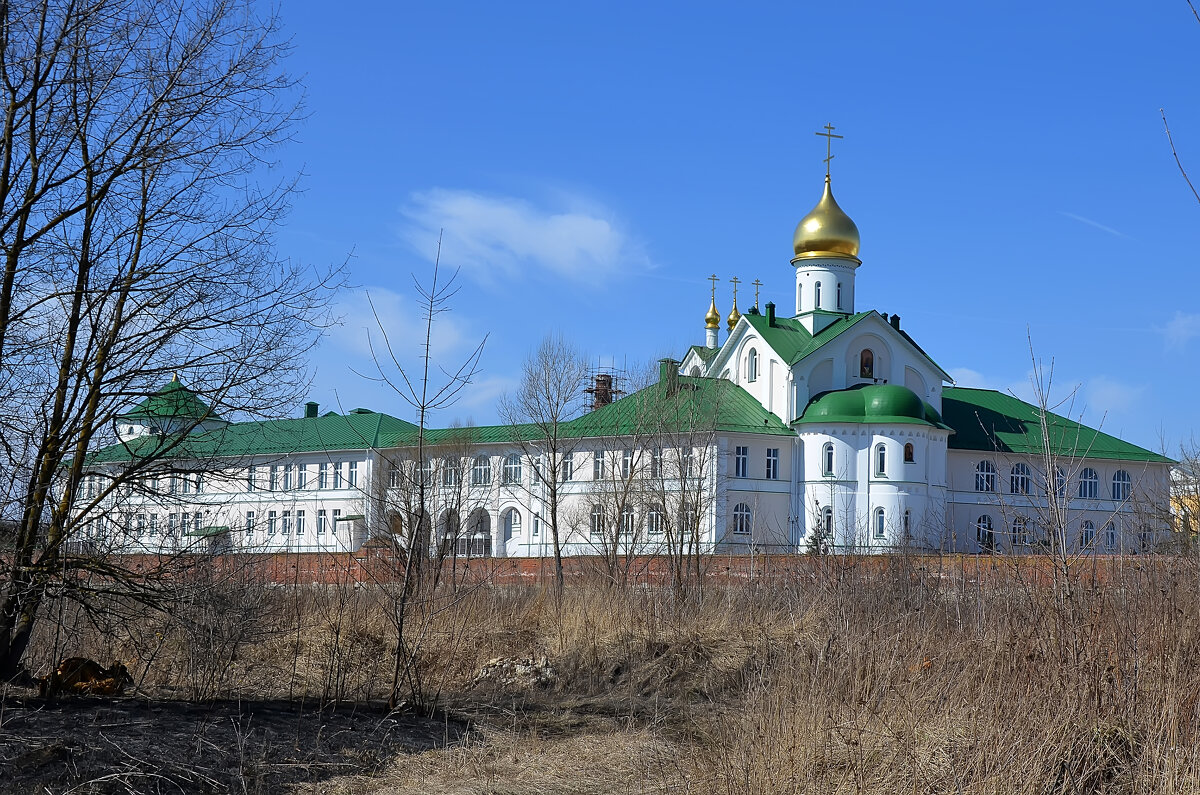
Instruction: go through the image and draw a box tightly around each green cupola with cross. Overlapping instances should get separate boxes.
[793,123,861,334]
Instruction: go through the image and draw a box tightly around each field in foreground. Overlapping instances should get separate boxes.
[5,554,1200,793]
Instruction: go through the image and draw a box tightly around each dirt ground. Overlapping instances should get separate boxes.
[0,688,468,794]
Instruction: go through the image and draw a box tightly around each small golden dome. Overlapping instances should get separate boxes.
[726,297,741,332]
[705,297,721,329]
[793,175,860,260]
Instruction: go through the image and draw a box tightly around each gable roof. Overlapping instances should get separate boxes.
[942,387,1172,464]
[739,311,873,366]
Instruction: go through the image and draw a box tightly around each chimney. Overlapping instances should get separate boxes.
[586,373,615,411]
[659,358,681,395]
[765,301,776,327]
[890,314,901,330]
[305,401,319,418]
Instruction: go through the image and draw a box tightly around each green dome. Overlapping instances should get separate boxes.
[795,384,948,427]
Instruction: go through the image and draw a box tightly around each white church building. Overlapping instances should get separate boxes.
[78,167,1172,558]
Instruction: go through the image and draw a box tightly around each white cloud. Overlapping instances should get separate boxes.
[401,189,650,284]
[1085,376,1145,418]
[325,285,469,363]
[947,367,990,388]
[1163,311,1200,349]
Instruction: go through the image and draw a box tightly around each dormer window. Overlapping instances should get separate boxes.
[859,349,874,378]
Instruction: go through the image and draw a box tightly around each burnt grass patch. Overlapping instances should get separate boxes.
[0,692,468,794]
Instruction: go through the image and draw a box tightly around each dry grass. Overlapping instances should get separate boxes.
[16,554,1200,793]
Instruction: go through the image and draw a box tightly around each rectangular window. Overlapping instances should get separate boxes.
[269,465,279,491]
[651,448,662,479]
[296,510,305,536]
[561,455,573,482]
[621,449,633,479]
[348,460,358,487]
[136,513,146,535]
[593,451,605,480]
[282,465,292,491]
[297,464,307,489]
[332,508,341,530]
[334,462,343,489]
[193,474,203,493]
[318,462,328,489]
[388,463,401,488]
[317,509,327,535]
[734,446,749,478]
[682,449,695,478]
[193,514,202,535]
[647,510,663,536]
[267,511,277,535]
[281,510,291,535]
[180,474,191,495]
[168,513,178,536]
[247,466,257,492]
[148,514,158,536]
[766,448,779,480]
[532,514,540,537]
[245,511,255,535]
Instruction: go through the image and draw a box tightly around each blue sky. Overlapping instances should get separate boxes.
[275,1,1200,455]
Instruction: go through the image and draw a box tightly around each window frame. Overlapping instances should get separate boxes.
[732,503,752,535]
[734,445,749,479]
[975,460,997,493]
[766,448,779,480]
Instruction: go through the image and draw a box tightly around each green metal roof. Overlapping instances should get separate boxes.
[88,409,421,463]
[187,525,230,537]
[794,384,950,428]
[942,387,1173,464]
[685,345,720,363]
[740,311,872,366]
[118,380,220,422]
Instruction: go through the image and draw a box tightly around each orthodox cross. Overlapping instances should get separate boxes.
[708,273,719,300]
[751,278,762,310]
[729,276,740,304]
[815,123,843,177]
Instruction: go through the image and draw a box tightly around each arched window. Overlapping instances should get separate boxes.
[1081,520,1096,549]
[903,442,915,463]
[503,453,522,484]
[873,508,886,539]
[689,366,701,377]
[821,506,833,537]
[976,514,995,551]
[1112,470,1131,501]
[441,458,460,487]
[1103,521,1117,550]
[874,443,887,477]
[859,349,874,378]
[1010,463,1031,495]
[836,282,843,310]
[589,505,605,537]
[822,442,835,476]
[1012,516,1029,547]
[814,281,822,308]
[503,508,521,538]
[903,509,912,539]
[1053,466,1067,499]
[732,503,752,535]
[620,506,636,536]
[975,460,997,492]
[747,348,758,382]
[1078,468,1099,499]
[470,455,491,486]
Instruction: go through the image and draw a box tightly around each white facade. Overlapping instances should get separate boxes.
[80,172,1172,558]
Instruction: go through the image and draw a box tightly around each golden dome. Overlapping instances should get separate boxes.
[705,297,721,329]
[726,297,741,332]
[793,175,860,260]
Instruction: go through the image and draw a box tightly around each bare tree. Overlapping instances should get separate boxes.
[0,0,343,682]
[497,336,589,598]
[361,245,487,708]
